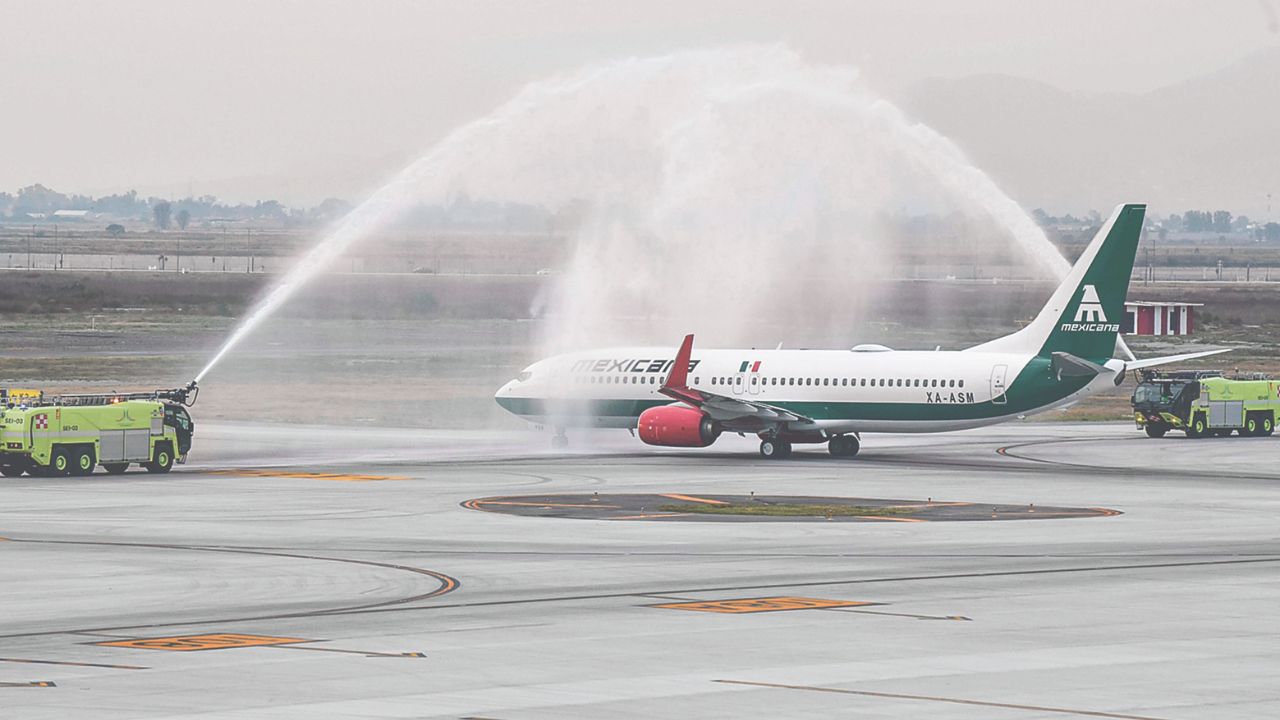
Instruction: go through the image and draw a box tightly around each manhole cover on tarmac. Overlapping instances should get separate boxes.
[461,494,1121,522]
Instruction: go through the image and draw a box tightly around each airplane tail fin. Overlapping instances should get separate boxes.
[971,203,1146,361]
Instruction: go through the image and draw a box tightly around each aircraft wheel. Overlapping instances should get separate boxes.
[1143,424,1167,438]
[551,434,569,449]
[759,438,792,459]
[828,435,860,458]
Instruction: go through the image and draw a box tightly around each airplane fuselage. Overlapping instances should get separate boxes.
[495,346,1121,433]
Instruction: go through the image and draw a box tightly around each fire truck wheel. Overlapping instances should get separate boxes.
[49,448,72,476]
[1144,424,1168,438]
[71,447,96,476]
[145,443,175,473]
[1264,416,1275,436]
[0,464,24,477]
[1187,414,1208,438]
[103,463,129,474]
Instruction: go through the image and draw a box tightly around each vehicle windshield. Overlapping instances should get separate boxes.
[1133,382,1185,405]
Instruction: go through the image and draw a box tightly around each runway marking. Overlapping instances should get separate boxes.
[714,680,1171,719]
[822,608,971,621]
[659,493,728,505]
[0,657,148,670]
[610,513,690,520]
[0,681,55,688]
[271,646,426,659]
[474,500,622,509]
[651,597,875,613]
[859,515,927,523]
[210,469,408,482]
[96,633,310,652]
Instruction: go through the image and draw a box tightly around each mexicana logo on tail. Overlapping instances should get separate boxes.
[1061,284,1120,333]
[1073,285,1107,323]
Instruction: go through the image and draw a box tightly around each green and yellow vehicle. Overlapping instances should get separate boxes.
[0,383,197,477]
[1132,370,1278,438]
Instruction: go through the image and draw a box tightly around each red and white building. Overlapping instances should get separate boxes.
[1123,301,1200,336]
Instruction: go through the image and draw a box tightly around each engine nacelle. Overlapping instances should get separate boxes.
[637,405,720,447]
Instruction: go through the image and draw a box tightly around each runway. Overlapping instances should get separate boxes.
[1,422,1278,718]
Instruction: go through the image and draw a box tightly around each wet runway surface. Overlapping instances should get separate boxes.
[2,422,1278,718]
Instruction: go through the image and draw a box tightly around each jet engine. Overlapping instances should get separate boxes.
[637,405,720,447]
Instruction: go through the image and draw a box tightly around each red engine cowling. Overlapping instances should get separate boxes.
[637,405,720,447]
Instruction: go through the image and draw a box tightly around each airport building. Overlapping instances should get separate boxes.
[1123,300,1201,336]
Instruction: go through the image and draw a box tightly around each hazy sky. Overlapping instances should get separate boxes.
[2,0,1276,205]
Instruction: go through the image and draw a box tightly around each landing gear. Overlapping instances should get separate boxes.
[551,428,569,449]
[759,438,792,459]
[828,435,860,458]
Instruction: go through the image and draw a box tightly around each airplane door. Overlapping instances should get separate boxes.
[990,365,1008,405]
[732,372,746,395]
[746,371,761,395]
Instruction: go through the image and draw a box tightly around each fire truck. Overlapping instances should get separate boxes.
[0,383,197,477]
[1131,370,1278,438]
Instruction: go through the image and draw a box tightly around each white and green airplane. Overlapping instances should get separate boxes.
[495,203,1227,458]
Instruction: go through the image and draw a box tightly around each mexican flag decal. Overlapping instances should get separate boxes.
[738,361,762,373]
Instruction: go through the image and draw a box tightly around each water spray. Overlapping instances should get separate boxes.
[195,45,1070,381]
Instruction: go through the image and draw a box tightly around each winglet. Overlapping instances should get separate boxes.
[663,334,695,391]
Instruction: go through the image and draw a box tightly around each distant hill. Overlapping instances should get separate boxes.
[899,45,1280,218]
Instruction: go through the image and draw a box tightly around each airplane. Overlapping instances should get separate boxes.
[495,203,1228,458]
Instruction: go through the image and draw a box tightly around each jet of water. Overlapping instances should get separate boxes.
[196,45,1067,382]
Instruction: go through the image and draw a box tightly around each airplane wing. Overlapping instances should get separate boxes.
[1126,348,1231,370]
[659,334,812,424]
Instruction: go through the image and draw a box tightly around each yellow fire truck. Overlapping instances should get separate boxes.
[0,383,196,477]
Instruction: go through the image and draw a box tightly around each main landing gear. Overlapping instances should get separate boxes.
[551,428,569,449]
[759,437,792,459]
[758,434,860,459]
[828,434,860,458]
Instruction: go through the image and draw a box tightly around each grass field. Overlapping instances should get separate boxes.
[3,266,1278,429]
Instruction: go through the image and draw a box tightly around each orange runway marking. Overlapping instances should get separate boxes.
[211,469,407,482]
[476,501,622,509]
[660,493,729,505]
[96,633,310,652]
[653,597,874,613]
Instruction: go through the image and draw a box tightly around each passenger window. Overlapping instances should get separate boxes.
[959,379,964,388]
[841,379,847,386]
[751,377,757,385]
[735,377,741,385]
[949,380,955,387]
